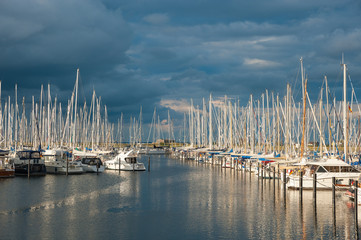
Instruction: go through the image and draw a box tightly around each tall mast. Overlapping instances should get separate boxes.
[342,60,347,162]
[319,86,323,156]
[209,94,213,150]
[15,84,18,151]
[73,68,79,149]
[300,79,308,159]
[47,83,51,148]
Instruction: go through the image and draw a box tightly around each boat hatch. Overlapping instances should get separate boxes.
[125,157,137,164]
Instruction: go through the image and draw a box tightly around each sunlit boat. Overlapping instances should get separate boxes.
[105,150,146,171]
[287,158,360,190]
[44,149,83,174]
[77,157,104,173]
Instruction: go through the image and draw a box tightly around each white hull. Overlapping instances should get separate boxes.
[82,165,105,173]
[287,173,360,189]
[106,162,146,171]
[45,161,83,174]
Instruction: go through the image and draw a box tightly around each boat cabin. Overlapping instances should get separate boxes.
[309,164,359,173]
[81,157,103,166]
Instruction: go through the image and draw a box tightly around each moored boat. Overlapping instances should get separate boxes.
[0,150,15,178]
[287,158,360,190]
[105,150,145,171]
[44,149,83,174]
[78,157,105,173]
[13,151,46,176]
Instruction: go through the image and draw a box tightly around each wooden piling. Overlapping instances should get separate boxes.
[148,157,150,172]
[273,166,275,185]
[66,156,69,176]
[299,171,303,200]
[28,159,30,178]
[313,174,317,202]
[249,162,252,181]
[283,169,287,191]
[332,177,336,209]
[118,157,120,173]
[355,180,358,232]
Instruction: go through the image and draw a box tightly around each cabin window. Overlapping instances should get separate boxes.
[324,166,339,172]
[316,166,327,173]
[125,157,136,164]
[340,166,359,173]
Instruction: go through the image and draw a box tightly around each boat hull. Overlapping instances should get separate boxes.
[0,168,15,178]
[82,165,105,173]
[45,164,83,175]
[14,164,46,176]
[287,173,359,190]
[106,162,146,171]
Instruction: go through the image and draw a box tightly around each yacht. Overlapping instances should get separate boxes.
[13,150,46,176]
[105,150,146,171]
[44,149,83,175]
[287,157,360,190]
[78,157,105,173]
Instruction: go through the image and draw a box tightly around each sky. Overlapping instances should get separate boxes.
[1,0,361,137]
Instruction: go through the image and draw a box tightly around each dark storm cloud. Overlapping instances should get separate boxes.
[1,0,361,126]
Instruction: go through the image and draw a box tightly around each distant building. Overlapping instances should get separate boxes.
[155,139,175,145]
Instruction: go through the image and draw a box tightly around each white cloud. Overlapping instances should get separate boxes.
[159,99,190,113]
[243,58,282,68]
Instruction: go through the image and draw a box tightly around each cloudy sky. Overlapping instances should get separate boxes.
[1,0,361,131]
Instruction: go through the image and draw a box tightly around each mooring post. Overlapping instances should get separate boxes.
[249,162,252,181]
[66,154,69,176]
[283,169,287,191]
[273,166,276,185]
[118,157,120,173]
[332,177,336,207]
[299,171,303,201]
[148,156,150,172]
[313,173,317,202]
[97,161,100,175]
[355,180,358,232]
[28,159,30,179]
[277,163,280,182]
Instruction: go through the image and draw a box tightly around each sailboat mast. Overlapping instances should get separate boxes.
[73,68,79,149]
[343,62,347,162]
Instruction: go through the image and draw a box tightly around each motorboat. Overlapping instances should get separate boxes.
[78,157,105,173]
[105,150,146,171]
[287,157,360,190]
[44,149,83,175]
[13,150,46,176]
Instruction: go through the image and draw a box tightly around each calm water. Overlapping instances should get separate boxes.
[0,155,359,239]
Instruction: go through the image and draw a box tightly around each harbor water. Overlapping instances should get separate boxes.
[0,155,359,239]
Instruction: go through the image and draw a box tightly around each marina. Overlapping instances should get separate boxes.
[2,1,361,238]
[1,155,361,239]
